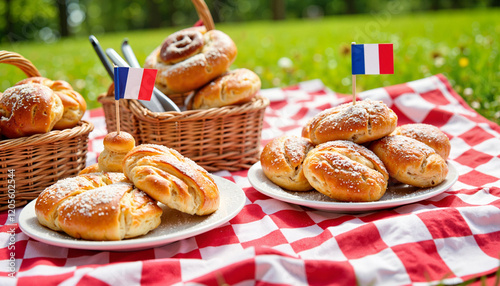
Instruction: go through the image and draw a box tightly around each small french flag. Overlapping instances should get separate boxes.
[352,44,394,75]
[114,67,158,101]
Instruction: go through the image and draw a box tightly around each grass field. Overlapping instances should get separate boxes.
[1,8,499,123]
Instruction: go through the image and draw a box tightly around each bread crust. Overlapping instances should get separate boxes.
[98,131,136,172]
[0,83,63,138]
[16,77,86,130]
[123,144,220,215]
[188,68,261,110]
[302,99,397,144]
[35,172,162,241]
[370,135,448,188]
[303,140,389,202]
[391,123,451,159]
[145,27,237,95]
[260,136,315,191]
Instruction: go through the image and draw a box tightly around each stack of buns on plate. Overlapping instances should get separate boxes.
[35,131,220,241]
[260,99,451,202]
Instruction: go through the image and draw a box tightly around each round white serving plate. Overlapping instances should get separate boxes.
[248,161,458,213]
[19,175,245,251]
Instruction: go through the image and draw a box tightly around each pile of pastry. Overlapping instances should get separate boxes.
[260,99,451,202]
[0,77,86,139]
[105,26,260,110]
[34,131,220,241]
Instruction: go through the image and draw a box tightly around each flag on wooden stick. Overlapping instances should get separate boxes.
[352,43,394,75]
[113,66,158,134]
[350,43,394,105]
[114,67,158,101]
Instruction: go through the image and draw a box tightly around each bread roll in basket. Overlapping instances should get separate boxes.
[0,51,93,211]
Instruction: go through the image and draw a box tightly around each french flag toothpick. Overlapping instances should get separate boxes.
[114,67,158,101]
[351,42,394,104]
[351,43,394,75]
[113,66,158,134]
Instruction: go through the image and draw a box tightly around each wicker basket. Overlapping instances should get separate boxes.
[98,0,269,172]
[0,51,94,211]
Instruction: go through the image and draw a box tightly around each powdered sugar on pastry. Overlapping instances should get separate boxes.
[302,99,398,144]
[303,140,389,202]
[391,123,451,159]
[260,136,315,192]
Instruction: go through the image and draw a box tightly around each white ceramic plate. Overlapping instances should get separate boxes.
[248,161,458,213]
[19,175,245,251]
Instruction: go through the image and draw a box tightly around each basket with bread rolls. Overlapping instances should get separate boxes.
[98,0,269,173]
[33,131,220,241]
[260,99,452,203]
[0,51,93,211]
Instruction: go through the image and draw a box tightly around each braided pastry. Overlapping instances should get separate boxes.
[123,144,220,215]
[35,172,162,241]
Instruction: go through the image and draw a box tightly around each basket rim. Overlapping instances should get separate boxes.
[0,120,94,149]
[128,95,270,122]
[97,93,270,120]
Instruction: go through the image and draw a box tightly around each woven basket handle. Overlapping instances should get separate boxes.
[192,0,215,31]
[0,50,41,78]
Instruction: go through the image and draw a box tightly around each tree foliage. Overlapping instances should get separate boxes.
[0,0,497,43]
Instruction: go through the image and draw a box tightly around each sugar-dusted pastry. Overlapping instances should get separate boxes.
[35,172,162,241]
[16,77,86,130]
[370,135,448,188]
[303,140,389,202]
[188,68,261,110]
[302,99,398,144]
[0,83,63,138]
[391,123,451,160]
[144,26,237,95]
[260,136,315,191]
[123,144,219,215]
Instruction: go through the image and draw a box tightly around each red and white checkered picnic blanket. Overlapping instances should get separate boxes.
[1,74,499,285]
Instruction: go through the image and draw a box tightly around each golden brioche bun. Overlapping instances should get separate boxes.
[260,136,315,191]
[188,68,261,110]
[98,131,136,173]
[370,135,448,188]
[303,140,389,202]
[144,27,237,95]
[0,83,63,138]
[391,123,451,160]
[16,77,86,130]
[302,99,398,144]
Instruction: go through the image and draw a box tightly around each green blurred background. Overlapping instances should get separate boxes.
[0,0,499,124]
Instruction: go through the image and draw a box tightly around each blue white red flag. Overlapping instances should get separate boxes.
[352,44,394,75]
[114,67,158,101]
